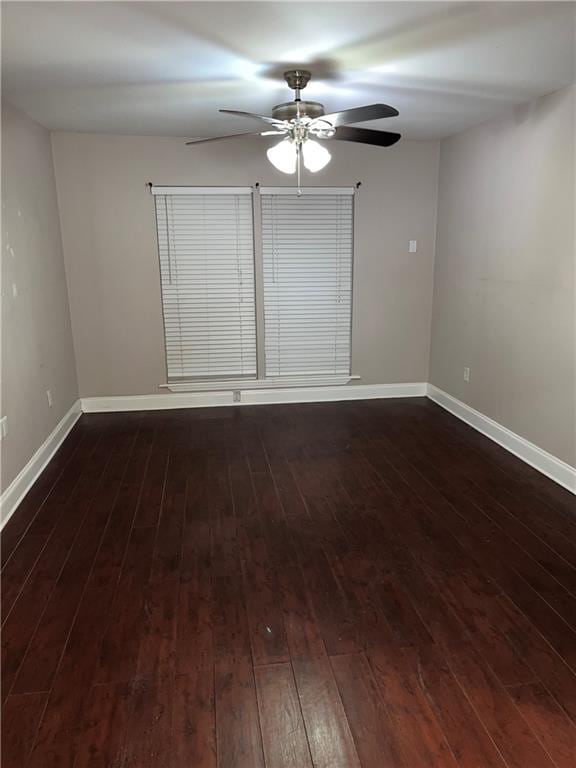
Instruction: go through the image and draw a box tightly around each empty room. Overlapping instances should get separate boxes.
[1,1,575,766]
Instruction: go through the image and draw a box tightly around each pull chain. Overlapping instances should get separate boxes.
[297,142,302,196]
[296,97,302,196]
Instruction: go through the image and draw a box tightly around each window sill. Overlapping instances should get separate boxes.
[160,375,360,393]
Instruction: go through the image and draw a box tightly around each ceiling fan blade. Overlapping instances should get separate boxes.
[186,131,284,146]
[219,109,285,126]
[186,132,259,145]
[316,103,399,127]
[332,126,401,147]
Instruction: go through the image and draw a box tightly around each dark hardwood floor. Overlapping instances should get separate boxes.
[2,398,576,767]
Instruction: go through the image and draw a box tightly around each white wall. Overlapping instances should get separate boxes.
[430,86,575,466]
[1,104,79,492]
[51,133,440,396]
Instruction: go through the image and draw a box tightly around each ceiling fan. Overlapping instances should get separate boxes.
[186,69,401,175]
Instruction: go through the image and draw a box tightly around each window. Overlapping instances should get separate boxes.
[152,185,355,385]
[260,188,354,377]
[153,187,256,380]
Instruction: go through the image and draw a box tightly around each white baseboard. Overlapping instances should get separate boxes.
[0,399,83,528]
[81,382,427,413]
[427,385,576,494]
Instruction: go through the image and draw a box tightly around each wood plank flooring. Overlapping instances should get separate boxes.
[2,398,576,767]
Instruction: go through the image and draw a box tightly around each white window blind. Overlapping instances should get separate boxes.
[260,188,354,377]
[153,188,257,381]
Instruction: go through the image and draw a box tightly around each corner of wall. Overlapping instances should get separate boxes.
[50,130,81,400]
[426,137,443,386]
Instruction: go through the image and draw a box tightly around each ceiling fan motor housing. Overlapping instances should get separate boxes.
[272,100,325,121]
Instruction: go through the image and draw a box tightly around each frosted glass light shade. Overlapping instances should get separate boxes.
[267,139,297,174]
[302,139,331,172]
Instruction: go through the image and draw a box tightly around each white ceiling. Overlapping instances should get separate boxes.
[2,1,575,140]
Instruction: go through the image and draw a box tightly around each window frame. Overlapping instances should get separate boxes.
[152,184,357,390]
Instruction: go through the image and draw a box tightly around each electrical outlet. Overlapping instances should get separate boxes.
[463,366,470,382]
[46,389,53,407]
[409,239,418,253]
[233,390,241,403]
[0,416,8,440]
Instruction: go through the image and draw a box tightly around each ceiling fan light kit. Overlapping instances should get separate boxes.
[186,69,401,179]
[266,136,331,175]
